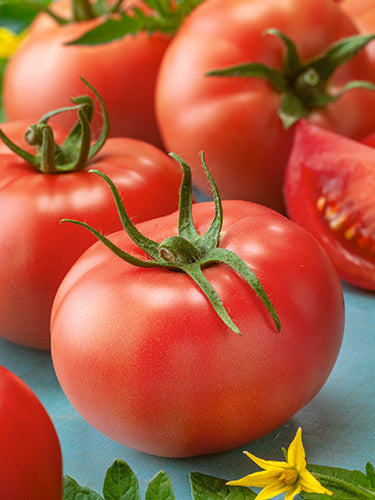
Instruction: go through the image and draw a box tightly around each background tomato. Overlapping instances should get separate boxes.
[0,366,62,499]
[284,120,375,290]
[156,0,375,213]
[51,198,344,458]
[0,128,182,350]
[2,0,170,148]
[341,0,375,70]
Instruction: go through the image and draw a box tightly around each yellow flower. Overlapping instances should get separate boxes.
[227,428,333,500]
[0,27,26,59]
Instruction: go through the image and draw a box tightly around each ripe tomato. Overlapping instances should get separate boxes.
[156,0,375,212]
[341,0,375,70]
[284,119,375,290]
[2,0,170,148]
[0,366,62,499]
[51,190,344,457]
[0,116,182,350]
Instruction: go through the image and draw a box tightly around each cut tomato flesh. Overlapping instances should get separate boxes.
[284,120,375,290]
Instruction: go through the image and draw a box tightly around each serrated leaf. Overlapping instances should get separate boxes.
[102,459,141,500]
[190,472,257,500]
[366,463,375,489]
[63,475,104,500]
[299,464,375,499]
[145,471,176,500]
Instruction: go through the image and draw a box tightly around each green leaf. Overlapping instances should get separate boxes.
[300,463,375,499]
[63,475,104,500]
[190,472,257,500]
[0,0,52,32]
[102,459,142,500]
[145,471,176,500]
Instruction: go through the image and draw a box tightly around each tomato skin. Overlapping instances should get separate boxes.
[3,1,170,149]
[0,366,62,499]
[156,0,375,213]
[0,135,181,350]
[341,0,375,70]
[284,120,375,290]
[51,200,344,457]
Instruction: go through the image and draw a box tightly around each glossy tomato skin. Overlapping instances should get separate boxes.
[284,120,375,290]
[0,366,63,499]
[0,136,181,350]
[156,0,375,213]
[51,200,344,457]
[3,1,170,148]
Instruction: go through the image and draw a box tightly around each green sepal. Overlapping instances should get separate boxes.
[0,77,109,173]
[207,30,375,129]
[62,152,281,335]
[102,459,141,500]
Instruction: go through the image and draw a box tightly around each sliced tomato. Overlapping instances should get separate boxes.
[284,120,375,290]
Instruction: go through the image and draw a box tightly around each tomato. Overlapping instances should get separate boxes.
[2,0,171,148]
[0,366,62,499]
[341,0,375,70]
[51,162,344,457]
[0,109,182,350]
[284,119,375,290]
[156,0,375,213]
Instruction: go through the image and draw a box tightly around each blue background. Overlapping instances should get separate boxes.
[0,280,374,499]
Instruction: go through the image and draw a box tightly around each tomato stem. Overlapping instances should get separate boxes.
[0,78,109,174]
[207,31,375,129]
[62,153,281,335]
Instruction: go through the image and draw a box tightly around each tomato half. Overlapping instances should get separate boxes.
[156,0,375,212]
[284,119,375,290]
[51,198,344,457]
[0,127,182,350]
[0,366,63,500]
[2,0,170,148]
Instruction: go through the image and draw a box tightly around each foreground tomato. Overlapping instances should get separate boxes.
[0,85,181,350]
[2,0,171,148]
[284,120,375,290]
[51,155,344,457]
[0,366,63,499]
[156,0,375,212]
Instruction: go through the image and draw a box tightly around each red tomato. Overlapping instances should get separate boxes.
[284,120,375,290]
[51,198,344,457]
[0,366,62,499]
[0,125,182,350]
[2,0,170,148]
[341,0,375,78]
[156,0,375,212]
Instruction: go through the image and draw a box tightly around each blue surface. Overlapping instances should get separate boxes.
[0,281,374,498]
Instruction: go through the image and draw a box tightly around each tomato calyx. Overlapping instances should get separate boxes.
[0,78,109,174]
[67,0,205,45]
[62,152,281,335]
[207,30,375,129]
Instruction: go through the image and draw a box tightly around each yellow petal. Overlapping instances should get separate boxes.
[285,484,302,500]
[287,428,306,470]
[244,451,290,471]
[253,481,289,500]
[299,469,333,495]
[227,470,281,488]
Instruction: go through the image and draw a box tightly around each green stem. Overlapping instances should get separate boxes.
[62,155,281,335]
